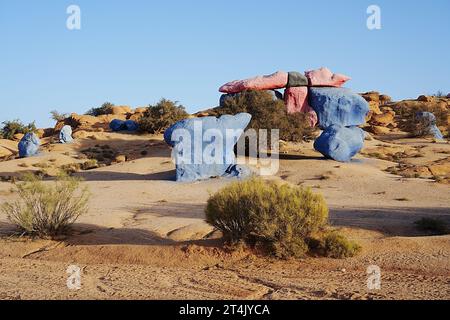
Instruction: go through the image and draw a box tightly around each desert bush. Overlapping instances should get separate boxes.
[205,178,329,258]
[138,99,189,134]
[212,90,317,142]
[414,217,449,235]
[316,232,361,258]
[0,120,37,140]
[432,90,446,98]
[393,101,449,137]
[50,110,69,122]
[85,102,114,116]
[1,173,89,237]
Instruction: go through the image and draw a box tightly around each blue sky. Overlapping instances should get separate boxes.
[1,0,449,128]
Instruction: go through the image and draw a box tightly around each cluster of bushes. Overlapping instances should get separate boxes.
[85,102,115,116]
[209,90,317,142]
[1,173,89,237]
[0,120,37,140]
[50,110,69,122]
[138,99,189,134]
[206,178,361,259]
[393,101,449,138]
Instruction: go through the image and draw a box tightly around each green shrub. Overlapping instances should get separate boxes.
[393,102,449,137]
[208,90,317,142]
[50,110,69,122]
[414,217,449,235]
[138,99,189,134]
[85,102,114,116]
[1,173,89,237]
[317,232,361,259]
[205,178,329,258]
[0,120,37,140]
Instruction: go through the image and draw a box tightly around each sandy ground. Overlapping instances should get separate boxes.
[0,132,449,300]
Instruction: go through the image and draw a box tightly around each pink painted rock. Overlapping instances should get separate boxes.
[219,71,288,93]
[284,87,318,127]
[305,67,351,87]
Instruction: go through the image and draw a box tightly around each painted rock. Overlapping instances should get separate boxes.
[18,132,40,158]
[309,87,369,129]
[219,71,288,94]
[59,125,73,144]
[164,113,252,182]
[284,86,318,127]
[314,125,365,162]
[287,71,309,87]
[305,67,351,87]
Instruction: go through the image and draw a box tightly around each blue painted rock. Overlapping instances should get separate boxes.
[59,125,73,144]
[109,119,125,132]
[314,125,365,162]
[416,112,444,139]
[219,90,282,107]
[124,120,139,131]
[164,113,252,182]
[18,132,40,158]
[309,87,369,129]
[109,119,138,132]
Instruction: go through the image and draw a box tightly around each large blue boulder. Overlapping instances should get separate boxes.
[219,90,283,107]
[109,119,125,132]
[416,112,444,139]
[124,120,139,131]
[18,132,40,158]
[164,113,252,182]
[309,87,369,129]
[59,125,73,144]
[109,119,139,132]
[314,125,365,162]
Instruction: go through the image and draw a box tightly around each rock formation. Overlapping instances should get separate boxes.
[18,132,40,158]
[59,125,73,144]
[164,113,252,182]
[218,67,368,162]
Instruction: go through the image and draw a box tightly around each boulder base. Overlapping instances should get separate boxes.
[314,125,365,162]
[164,113,252,182]
[284,87,318,127]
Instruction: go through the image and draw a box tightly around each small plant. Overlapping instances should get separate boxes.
[315,232,361,258]
[50,110,69,122]
[205,178,329,258]
[211,90,317,142]
[0,120,37,140]
[414,217,449,235]
[85,102,114,116]
[81,159,99,170]
[138,99,189,134]
[432,90,446,98]
[1,173,89,237]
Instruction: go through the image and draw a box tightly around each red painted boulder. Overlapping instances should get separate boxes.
[305,67,351,87]
[284,87,318,127]
[219,71,288,93]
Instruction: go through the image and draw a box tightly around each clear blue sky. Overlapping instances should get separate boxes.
[1,0,449,128]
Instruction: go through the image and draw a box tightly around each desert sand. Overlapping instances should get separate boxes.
[0,132,449,300]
